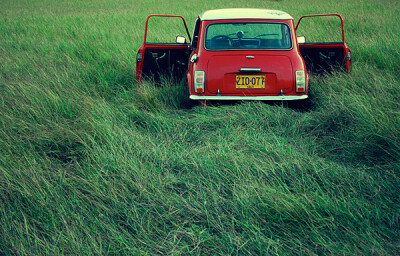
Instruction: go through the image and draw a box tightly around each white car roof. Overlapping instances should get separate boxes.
[199,8,293,21]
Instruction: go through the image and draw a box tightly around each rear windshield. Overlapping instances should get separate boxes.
[205,22,292,50]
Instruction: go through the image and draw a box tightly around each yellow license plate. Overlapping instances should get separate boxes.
[236,75,266,89]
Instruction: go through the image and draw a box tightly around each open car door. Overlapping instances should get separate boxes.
[136,15,191,82]
[296,14,352,73]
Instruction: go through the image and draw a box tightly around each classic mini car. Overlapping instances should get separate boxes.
[136,9,352,105]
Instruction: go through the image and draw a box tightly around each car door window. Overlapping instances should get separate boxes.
[296,15,344,44]
[146,16,191,44]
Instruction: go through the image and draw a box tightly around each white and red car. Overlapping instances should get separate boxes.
[136,9,352,105]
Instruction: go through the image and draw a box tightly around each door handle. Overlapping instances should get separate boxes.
[151,52,167,60]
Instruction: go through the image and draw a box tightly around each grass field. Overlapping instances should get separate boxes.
[0,0,399,255]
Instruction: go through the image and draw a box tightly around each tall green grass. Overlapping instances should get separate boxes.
[1,0,399,255]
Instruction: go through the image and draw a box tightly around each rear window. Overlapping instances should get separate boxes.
[205,22,292,50]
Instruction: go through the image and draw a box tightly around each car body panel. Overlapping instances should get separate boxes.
[199,8,294,20]
[186,17,308,99]
[205,54,293,95]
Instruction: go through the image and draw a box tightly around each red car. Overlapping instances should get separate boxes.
[136,9,352,105]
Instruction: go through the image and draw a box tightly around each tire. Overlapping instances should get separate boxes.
[184,82,195,109]
[287,97,314,112]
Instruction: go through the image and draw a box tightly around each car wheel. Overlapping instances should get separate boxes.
[184,82,195,109]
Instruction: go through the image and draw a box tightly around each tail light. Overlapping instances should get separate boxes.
[346,51,352,61]
[295,70,306,93]
[194,71,205,93]
[136,53,142,62]
[345,51,352,72]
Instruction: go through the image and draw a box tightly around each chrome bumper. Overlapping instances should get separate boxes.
[190,95,308,101]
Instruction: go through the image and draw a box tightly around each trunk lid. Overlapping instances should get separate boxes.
[206,54,293,95]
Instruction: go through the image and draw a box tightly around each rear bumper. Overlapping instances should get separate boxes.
[190,95,308,101]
